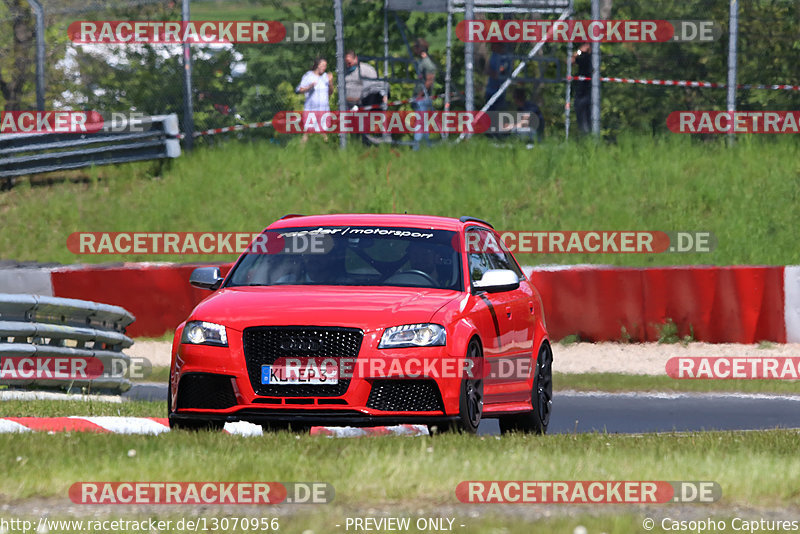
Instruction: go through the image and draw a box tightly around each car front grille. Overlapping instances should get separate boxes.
[366,379,445,412]
[176,373,237,410]
[242,326,362,397]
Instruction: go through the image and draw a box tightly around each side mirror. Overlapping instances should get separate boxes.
[473,269,520,293]
[190,267,223,290]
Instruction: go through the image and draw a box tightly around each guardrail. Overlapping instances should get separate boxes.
[0,294,136,393]
[0,114,181,187]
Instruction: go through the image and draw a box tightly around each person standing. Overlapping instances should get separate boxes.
[571,43,592,134]
[485,43,512,111]
[344,51,387,111]
[512,87,545,145]
[296,57,333,141]
[344,51,388,145]
[411,38,437,150]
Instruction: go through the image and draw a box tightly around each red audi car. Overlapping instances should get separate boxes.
[168,214,552,434]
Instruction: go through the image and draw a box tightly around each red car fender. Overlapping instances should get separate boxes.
[447,317,482,362]
[169,322,186,413]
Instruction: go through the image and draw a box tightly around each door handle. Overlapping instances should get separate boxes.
[529,302,535,314]
[506,306,512,319]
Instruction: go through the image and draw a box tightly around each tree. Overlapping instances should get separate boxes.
[0,0,36,110]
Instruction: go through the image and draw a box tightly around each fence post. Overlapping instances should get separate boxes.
[334,0,347,149]
[464,0,475,114]
[590,0,601,136]
[564,0,574,141]
[27,0,45,111]
[181,0,194,150]
[726,0,739,146]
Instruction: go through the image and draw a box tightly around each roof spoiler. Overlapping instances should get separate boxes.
[459,216,494,229]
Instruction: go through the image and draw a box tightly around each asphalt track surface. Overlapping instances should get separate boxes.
[125,384,800,435]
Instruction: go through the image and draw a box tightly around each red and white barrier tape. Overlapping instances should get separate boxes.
[568,75,800,92]
[0,417,428,437]
[182,92,465,139]
[178,120,273,139]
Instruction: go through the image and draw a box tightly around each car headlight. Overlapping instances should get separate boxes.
[181,321,228,347]
[379,324,446,348]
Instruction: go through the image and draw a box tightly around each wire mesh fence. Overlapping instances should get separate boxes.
[0,0,797,147]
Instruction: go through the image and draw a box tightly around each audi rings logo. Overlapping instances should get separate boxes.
[279,336,322,353]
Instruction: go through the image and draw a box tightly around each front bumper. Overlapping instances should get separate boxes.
[171,333,468,418]
[169,410,459,428]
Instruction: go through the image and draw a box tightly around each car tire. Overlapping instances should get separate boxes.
[435,339,483,435]
[499,342,552,435]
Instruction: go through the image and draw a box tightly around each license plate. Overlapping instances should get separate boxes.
[261,363,339,385]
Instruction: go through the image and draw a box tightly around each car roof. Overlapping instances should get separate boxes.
[266,213,492,232]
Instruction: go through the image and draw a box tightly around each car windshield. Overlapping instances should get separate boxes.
[226,226,462,291]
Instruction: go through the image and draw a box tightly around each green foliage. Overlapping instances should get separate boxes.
[6,0,796,135]
[654,318,695,345]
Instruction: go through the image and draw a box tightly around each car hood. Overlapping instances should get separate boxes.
[189,285,463,332]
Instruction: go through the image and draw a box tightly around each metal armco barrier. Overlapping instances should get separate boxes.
[0,294,136,393]
[0,114,181,185]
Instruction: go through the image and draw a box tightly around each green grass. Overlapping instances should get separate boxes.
[2,429,800,508]
[0,399,164,417]
[1,135,797,267]
[556,373,800,395]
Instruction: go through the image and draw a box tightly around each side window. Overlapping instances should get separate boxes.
[465,228,495,283]
[490,232,525,280]
[465,228,524,284]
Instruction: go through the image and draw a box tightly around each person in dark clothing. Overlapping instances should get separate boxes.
[484,43,512,111]
[572,42,592,134]
[411,38,437,150]
[512,87,545,144]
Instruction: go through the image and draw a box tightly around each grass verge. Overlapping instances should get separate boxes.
[0,399,164,417]
[2,429,800,508]
[555,373,800,395]
[1,136,797,266]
